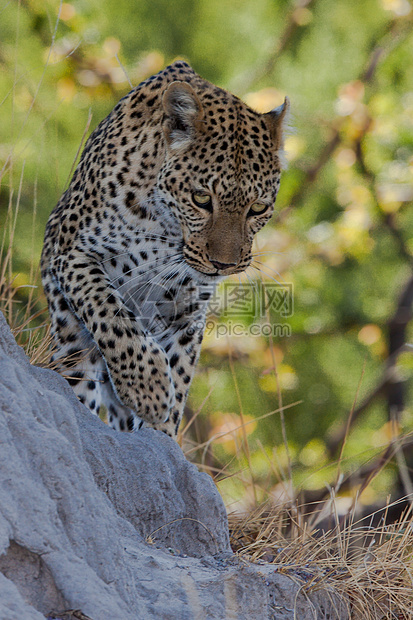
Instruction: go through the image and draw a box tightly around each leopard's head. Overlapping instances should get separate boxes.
[156,80,289,277]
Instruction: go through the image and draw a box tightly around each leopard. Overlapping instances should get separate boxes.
[41,61,289,439]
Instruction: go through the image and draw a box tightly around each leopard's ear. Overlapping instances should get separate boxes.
[263,97,290,152]
[162,81,204,151]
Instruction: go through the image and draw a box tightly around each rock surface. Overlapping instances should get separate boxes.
[0,312,348,619]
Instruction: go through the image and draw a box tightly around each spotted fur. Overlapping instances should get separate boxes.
[41,61,289,438]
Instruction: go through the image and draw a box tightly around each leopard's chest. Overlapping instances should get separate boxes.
[96,213,212,340]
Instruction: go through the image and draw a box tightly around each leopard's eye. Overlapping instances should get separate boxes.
[248,203,269,216]
[192,192,212,210]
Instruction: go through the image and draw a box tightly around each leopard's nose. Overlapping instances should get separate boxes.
[209,259,237,271]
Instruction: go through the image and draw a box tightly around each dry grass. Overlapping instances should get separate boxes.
[183,414,413,617]
[0,180,54,367]
[181,353,413,619]
[228,498,413,618]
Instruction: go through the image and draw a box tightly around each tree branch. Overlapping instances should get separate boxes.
[231,0,318,94]
[285,17,412,211]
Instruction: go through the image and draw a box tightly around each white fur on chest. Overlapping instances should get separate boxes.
[97,204,217,341]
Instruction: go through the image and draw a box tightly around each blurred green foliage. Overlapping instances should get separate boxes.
[1,0,412,511]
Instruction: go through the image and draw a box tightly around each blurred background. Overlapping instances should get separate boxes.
[1,0,412,519]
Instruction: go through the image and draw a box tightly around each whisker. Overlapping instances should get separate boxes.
[250,264,281,283]
[144,265,189,333]
[252,260,285,281]
[250,264,287,288]
[173,263,193,304]
[118,257,183,298]
[101,242,181,266]
[108,252,183,287]
[245,270,260,296]
[126,258,188,306]
[141,262,192,333]
[109,258,184,318]
[252,250,285,257]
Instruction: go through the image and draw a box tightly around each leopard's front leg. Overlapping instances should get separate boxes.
[148,318,206,437]
[52,251,175,425]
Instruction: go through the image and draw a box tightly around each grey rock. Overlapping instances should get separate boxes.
[0,312,348,619]
[79,416,229,557]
